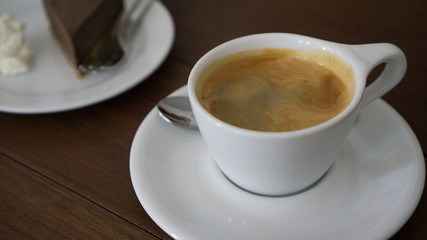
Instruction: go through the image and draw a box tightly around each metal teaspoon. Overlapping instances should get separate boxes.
[157,96,198,130]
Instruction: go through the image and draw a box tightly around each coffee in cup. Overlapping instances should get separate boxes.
[196,48,354,132]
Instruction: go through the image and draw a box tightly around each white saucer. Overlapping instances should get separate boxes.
[0,0,174,113]
[130,86,425,240]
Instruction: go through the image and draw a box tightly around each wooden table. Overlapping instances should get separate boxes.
[1,0,426,239]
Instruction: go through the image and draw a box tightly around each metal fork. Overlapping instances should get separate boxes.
[77,0,153,75]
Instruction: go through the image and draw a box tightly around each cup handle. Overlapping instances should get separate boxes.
[349,43,407,107]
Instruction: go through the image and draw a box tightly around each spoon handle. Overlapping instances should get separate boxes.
[119,0,154,41]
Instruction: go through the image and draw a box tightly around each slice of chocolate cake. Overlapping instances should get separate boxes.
[43,0,123,75]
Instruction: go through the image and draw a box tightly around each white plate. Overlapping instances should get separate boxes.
[130,86,425,240]
[0,0,174,113]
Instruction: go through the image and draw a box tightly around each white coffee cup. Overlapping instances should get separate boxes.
[188,33,406,196]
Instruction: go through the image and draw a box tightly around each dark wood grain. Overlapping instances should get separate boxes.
[0,153,158,239]
[0,0,425,239]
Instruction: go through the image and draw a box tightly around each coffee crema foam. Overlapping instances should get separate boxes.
[197,49,354,132]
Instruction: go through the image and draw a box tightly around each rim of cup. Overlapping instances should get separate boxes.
[188,33,367,138]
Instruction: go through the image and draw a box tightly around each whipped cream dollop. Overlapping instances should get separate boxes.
[0,14,32,76]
